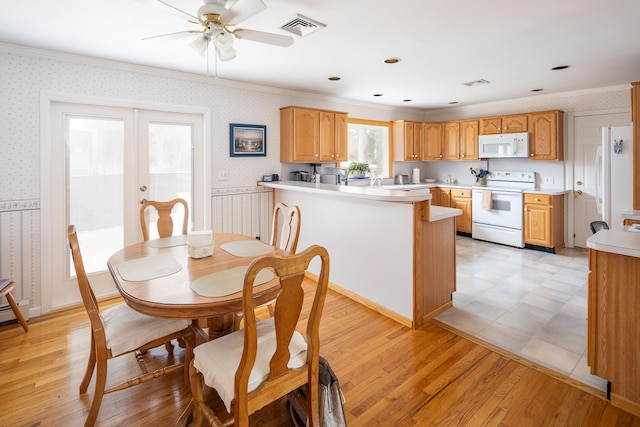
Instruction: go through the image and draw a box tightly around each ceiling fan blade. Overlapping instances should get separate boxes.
[142,30,198,41]
[220,0,267,25]
[234,28,294,47]
[156,0,198,20]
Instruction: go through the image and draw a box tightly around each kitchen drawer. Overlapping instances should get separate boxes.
[524,194,552,205]
[451,189,472,198]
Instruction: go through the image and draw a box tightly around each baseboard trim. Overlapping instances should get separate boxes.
[304,272,413,329]
[611,393,640,417]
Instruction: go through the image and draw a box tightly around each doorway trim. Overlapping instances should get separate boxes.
[39,90,211,314]
[566,107,630,248]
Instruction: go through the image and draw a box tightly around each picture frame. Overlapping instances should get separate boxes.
[229,123,266,157]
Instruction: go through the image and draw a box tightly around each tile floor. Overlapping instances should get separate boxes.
[435,236,607,391]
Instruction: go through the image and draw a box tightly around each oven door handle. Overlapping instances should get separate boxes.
[480,190,520,196]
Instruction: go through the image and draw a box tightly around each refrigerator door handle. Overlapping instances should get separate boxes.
[595,145,603,214]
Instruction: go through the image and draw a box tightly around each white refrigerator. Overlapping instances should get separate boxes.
[597,125,634,229]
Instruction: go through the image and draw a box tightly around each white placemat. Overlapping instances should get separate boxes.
[190,266,275,297]
[117,256,182,281]
[220,240,274,257]
[146,235,188,248]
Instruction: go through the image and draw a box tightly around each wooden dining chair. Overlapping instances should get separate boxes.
[139,198,189,241]
[189,245,330,427]
[270,202,301,253]
[0,278,29,332]
[67,225,194,427]
[233,203,301,329]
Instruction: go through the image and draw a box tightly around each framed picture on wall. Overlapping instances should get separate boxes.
[229,123,266,157]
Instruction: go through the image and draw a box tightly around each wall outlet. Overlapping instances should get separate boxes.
[218,170,228,180]
[544,176,554,184]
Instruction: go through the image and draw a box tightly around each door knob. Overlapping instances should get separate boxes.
[140,198,148,204]
[576,181,583,186]
[140,185,147,192]
[576,190,583,195]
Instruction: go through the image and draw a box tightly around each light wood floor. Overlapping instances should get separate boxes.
[2,281,639,426]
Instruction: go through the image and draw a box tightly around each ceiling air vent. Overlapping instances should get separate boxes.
[279,14,326,37]
[463,79,491,87]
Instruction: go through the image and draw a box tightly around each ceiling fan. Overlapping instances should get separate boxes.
[146,0,294,61]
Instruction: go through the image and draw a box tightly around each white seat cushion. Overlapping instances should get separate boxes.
[100,303,190,357]
[193,317,307,412]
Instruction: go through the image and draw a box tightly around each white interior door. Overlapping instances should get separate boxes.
[48,102,205,310]
[573,112,631,247]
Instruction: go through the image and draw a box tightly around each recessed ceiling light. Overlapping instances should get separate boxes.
[384,57,401,64]
[402,99,412,102]
[373,93,383,97]
[551,65,570,70]
[328,76,341,81]
[531,88,544,92]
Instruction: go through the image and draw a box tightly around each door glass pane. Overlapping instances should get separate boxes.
[144,122,193,239]
[67,116,124,275]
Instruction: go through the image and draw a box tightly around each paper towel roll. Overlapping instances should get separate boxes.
[412,168,420,184]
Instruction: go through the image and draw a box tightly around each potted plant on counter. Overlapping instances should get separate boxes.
[347,162,371,178]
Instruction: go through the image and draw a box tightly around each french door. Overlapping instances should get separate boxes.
[48,102,206,309]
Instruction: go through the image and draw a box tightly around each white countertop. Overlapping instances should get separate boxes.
[430,205,462,221]
[259,181,432,202]
[586,229,640,258]
[622,210,640,221]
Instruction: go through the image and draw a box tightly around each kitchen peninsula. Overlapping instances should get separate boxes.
[259,181,461,329]
[587,230,640,416]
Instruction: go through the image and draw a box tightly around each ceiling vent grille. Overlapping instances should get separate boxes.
[463,78,491,87]
[279,14,326,37]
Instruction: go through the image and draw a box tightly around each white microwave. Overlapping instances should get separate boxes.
[478,132,529,158]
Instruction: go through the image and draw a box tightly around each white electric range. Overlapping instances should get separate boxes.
[471,171,536,248]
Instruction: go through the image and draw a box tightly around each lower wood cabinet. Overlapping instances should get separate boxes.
[431,187,472,233]
[588,247,640,416]
[523,193,564,252]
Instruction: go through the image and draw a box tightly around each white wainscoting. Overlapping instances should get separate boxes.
[0,199,39,321]
[211,186,273,243]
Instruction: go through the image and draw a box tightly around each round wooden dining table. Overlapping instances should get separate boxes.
[107,232,283,341]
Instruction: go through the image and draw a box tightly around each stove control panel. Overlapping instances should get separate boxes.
[487,171,535,184]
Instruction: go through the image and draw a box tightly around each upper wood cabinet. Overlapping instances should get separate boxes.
[479,114,528,135]
[280,106,348,163]
[443,120,479,160]
[461,120,479,160]
[528,110,564,160]
[632,82,639,210]
[319,111,348,162]
[393,120,423,161]
[442,122,460,160]
[423,122,443,160]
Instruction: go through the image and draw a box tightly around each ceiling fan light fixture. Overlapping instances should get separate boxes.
[190,34,210,56]
[214,31,236,61]
[198,0,227,19]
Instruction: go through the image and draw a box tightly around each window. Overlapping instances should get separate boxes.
[342,119,391,178]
